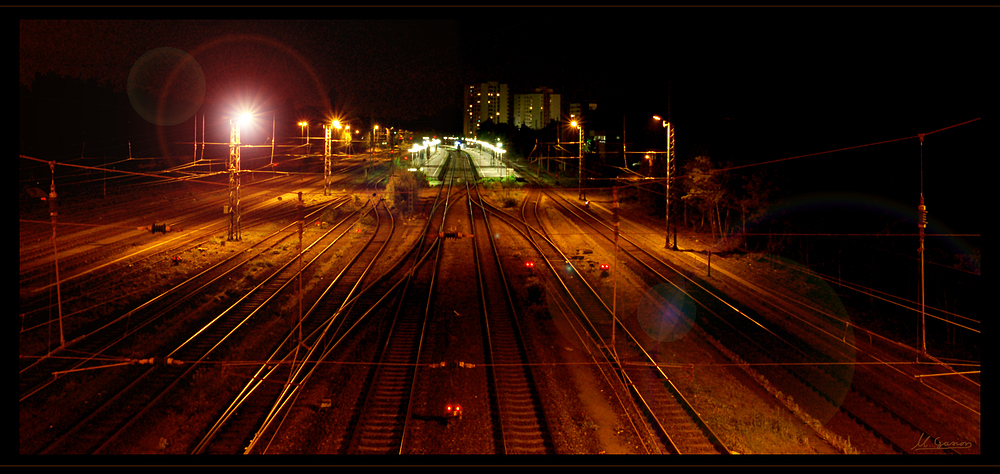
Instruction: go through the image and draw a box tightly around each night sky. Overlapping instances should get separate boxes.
[19,7,988,235]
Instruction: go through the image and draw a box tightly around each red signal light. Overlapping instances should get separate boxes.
[525,261,535,268]
[600,263,610,271]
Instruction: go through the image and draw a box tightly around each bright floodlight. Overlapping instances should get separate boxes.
[238,113,252,126]
[571,120,579,128]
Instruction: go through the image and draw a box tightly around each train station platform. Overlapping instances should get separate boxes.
[410,144,521,185]
[464,146,519,180]
[410,146,449,184]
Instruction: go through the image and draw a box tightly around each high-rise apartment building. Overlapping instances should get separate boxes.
[512,87,561,131]
[463,82,509,138]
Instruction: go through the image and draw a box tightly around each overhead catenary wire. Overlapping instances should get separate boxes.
[30,353,978,373]
[716,117,981,174]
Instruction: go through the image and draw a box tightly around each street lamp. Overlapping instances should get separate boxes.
[653,115,676,250]
[571,120,585,200]
[298,121,310,154]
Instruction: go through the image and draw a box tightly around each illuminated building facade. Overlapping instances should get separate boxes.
[513,87,561,131]
[463,81,509,138]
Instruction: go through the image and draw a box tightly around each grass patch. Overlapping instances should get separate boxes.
[481,176,523,208]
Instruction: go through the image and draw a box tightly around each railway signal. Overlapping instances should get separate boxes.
[525,261,535,269]
[445,404,463,419]
[139,223,178,233]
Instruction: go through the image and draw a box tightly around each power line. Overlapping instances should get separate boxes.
[21,154,229,187]
[717,117,981,174]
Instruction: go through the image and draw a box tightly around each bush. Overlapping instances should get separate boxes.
[482,176,522,208]
[385,169,428,213]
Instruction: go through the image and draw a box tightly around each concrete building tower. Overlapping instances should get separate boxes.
[513,87,561,130]
[463,81,509,138]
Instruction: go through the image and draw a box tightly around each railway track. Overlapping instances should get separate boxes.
[18,192,350,402]
[533,183,973,455]
[191,198,397,454]
[18,169,361,311]
[468,167,555,454]
[478,188,728,454]
[341,152,465,454]
[17,184,335,342]
[25,192,377,454]
[255,147,556,454]
[18,172,305,286]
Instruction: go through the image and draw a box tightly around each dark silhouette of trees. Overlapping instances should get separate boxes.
[679,155,778,251]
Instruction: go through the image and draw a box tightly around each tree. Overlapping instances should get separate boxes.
[681,155,728,239]
[475,118,517,148]
[736,170,778,250]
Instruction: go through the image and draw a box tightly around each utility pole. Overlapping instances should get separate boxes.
[572,120,585,201]
[665,82,677,250]
[918,134,928,356]
[297,191,304,353]
[580,124,585,200]
[324,124,332,195]
[666,121,676,250]
[228,118,242,241]
[48,161,65,350]
[612,186,620,365]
